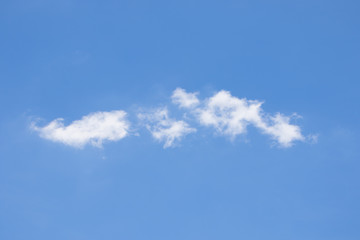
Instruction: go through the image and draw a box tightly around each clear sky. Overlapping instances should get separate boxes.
[1,0,360,239]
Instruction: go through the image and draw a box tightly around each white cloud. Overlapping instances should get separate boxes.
[31,111,130,148]
[171,88,200,108]
[138,108,196,148]
[173,89,305,147]
[257,113,304,147]
[197,90,263,137]
[32,88,309,149]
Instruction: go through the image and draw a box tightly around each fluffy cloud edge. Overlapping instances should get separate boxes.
[137,107,196,148]
[31,110,130,148]
[171,88,200,109]
[172,88,305,147]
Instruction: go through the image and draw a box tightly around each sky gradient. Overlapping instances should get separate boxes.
[1,0,360,239]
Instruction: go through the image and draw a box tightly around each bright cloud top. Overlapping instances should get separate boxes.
[171,88,200,108]
[32,88,307,148]
[171,88,304,147]
[31,110,130,148]
[138,108,196,148]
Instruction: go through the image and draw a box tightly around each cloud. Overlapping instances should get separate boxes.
[172,89,304,147]
[32,88,308,149]
[196,90,263,137]
[31,111,130,148]
[257,113,304,147]
[171,87,200,108]
[138,108,196,148]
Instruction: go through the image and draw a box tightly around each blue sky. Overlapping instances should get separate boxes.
[1,0,360,239]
